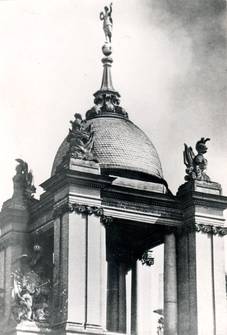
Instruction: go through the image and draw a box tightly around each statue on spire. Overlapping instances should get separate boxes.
[100,3,113,44]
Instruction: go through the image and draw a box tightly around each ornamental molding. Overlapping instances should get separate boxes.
[52,202,113,225]
[194,223,227,236]
[181,223,227,236]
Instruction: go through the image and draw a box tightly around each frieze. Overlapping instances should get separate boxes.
[52,202,113,225]
[102,197,182,219]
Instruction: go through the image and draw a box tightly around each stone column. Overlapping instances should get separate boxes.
[177,180,227,335]
[131,261,138,335]
[107,260,119,332]
[107,260,127,333]
[212,234,227,334]
[87,214,107,330]
[52,210,107,333]
[164,232,177,335]
[52,217,61,323]
[118,262,127,333]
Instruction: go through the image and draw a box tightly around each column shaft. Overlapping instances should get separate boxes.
[164,233,178,335]
[131,261,138,335]
[107,260,127,333]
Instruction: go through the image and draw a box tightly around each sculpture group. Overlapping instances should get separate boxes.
[11,244,51,323]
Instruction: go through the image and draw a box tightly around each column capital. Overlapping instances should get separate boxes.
[52,201,113,224]
[181,223,227,236]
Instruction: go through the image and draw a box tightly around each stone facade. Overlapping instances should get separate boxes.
[0,158,226,335]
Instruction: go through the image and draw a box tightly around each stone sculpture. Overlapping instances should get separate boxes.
[66,113,97,162]
[153,309,164,335]
[14,159,36,199]
[11,244,51,323]
[183,137,210,182]
[86,93,128,120]
[100,3,113,43]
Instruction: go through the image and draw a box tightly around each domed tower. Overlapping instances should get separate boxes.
[51,33,166,190]
[1,4,227,335]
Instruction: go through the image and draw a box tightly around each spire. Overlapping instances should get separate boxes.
[99,56,115,92]
[86,3,128,120]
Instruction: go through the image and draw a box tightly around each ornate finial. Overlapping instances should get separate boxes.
[13,159,36,200]
[183,137,211,182]
[85,3,128,120]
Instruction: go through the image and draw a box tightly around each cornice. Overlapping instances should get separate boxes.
[178,191,227,211]
[40,169,115,193]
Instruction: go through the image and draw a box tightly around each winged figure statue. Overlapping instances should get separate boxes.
[15,159,36,199]
[183,138,210,182]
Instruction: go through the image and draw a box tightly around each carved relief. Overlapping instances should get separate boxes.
[183,137,210,182]
[11,244,51,323]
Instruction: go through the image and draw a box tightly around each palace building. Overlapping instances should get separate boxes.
[0,4,226,335]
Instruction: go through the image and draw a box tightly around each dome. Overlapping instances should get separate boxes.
[51,116,164,183]
[51,28,165,185]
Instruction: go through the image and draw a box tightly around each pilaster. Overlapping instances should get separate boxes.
[48,161,110,334]
[0,189,30,326]
[177,180,227,335]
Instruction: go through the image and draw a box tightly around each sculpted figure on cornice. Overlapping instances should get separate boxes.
[183,137,210,182]
[14,159,36,200]
[61,113,98,165]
